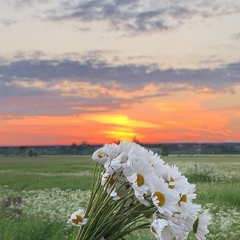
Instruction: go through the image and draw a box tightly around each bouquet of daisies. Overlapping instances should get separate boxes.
[68,141,211,240]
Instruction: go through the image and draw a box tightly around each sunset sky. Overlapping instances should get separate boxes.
[0,0,240,146]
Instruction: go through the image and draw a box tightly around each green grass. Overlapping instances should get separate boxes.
[0,156,95,191]
[0,217,74,240]
[196,182,240,208]
[164,155,240,209]
[0,155,95,172]
[0,155,240,240]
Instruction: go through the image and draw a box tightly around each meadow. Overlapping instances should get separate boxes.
[0,154,239,240]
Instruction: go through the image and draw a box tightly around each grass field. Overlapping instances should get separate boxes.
[0,155,239,240]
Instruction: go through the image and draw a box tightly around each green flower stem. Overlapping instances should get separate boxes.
[75,164,102,239]
[81,180,128,239]
[93,193,136,239]
[111,222,150,240]
[76,170,119,239]
[85,164,102,217]
[95,200,150,239]
[76,164,155,240]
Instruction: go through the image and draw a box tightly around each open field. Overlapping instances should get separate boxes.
[0,155,240,240]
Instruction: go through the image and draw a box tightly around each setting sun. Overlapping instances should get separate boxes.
[86,114,158,128]
[104,127,138,142]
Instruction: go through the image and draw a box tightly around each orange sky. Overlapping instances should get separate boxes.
[1,1,240,146]
[1,87,240,146]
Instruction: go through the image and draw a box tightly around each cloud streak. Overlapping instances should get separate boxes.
[0,54,240,116]
[47,0,240,33]
[1,57,240,91]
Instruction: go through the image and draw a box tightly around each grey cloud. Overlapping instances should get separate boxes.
[69,95,136,113]
[3,0,239,34]
[0,57,240,93]
[1,56,240,116]
[48,0,190,33]
[47,0,240,33]
[0,84,131,116]
[0,96,73,116]
[0,81,47,97]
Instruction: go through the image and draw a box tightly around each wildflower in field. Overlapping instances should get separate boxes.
[67,208,88,226]
[193,210,212,240]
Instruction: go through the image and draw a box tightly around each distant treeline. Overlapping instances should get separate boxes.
[0,142,240,156]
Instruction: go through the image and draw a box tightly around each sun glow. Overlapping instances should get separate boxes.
[86,114,158,128]
[85,114,157,142]
[103,127,139,142]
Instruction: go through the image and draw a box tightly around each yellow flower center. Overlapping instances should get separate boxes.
[72,214,83,224]
[98,152,104,158]
[151,226,157,233]
[154,191,165,207]
[109,177,115,186]
[174,211,181,215]
[137,173,144,186]
[180,194,187,203]
[169,177,175,189]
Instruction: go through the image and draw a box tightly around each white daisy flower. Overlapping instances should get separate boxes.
[92,148,109,165]
[193,210,212,240]
[127,142,151,162]
[150,218,169,240]
[151,217,182,240]
[92,143,120,165]
[176,184,197,219]
[126,156,156,203]
[178,184,196,203]
[183,204,201,232]
[102,143,119,156]
[163,164,189,190]
[150,177,180,215]
[147,151,165,177]
[67,208,88,226]
[103,158,115,175]
[118,140,135,154]
[110,152,128,173]
[151,213,188,240]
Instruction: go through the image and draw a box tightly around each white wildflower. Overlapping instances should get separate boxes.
[67,208,88,226]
